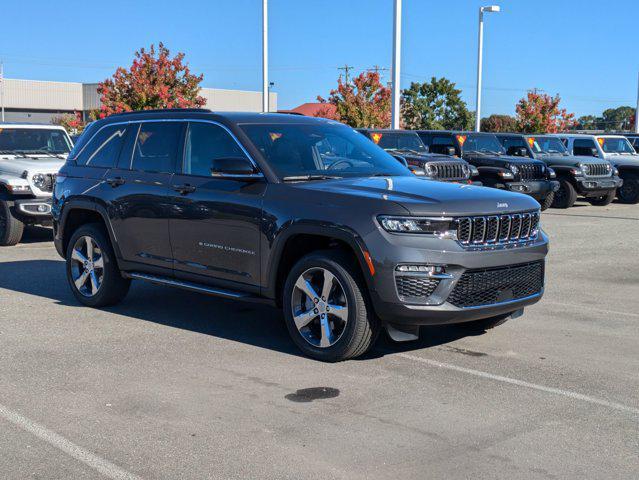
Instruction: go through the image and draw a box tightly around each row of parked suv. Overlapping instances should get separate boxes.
[358,129,638,209]
[0,112,637,361]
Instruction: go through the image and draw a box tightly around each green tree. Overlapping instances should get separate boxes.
[576,115,601,130]
[401,77,472,130]
[601,106,635,131]
[315,71,391,128]
[480,114,517,132]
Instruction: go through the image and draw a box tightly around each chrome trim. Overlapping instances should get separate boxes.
[129,272,252,298]
[17,202,52,216]
[455,210,540,250]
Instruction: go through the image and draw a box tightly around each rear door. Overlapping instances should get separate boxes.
[105,121,185,271]
[167,121,265,287]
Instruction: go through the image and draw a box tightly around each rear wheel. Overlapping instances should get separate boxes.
[0,200,24,246]
[551,179,577,209]
[587,190,615,206]
[66,223,130,307]
[282,251,379,362]
[617,174,639,204]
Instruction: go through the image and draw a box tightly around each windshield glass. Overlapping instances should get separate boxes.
[460,133,506,155]
[0,128,72,155]
[530,136,568,155]
[240,123,410,178]
[372,132,427,153]
[598,137,636,154]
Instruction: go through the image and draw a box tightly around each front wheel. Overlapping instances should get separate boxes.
[617,174,639,204]
[540,191,555,211]
[282,251,379,362]
[0,200,25,246]
[587,190,615,206]
[551,179,577,209]
[66,223,130,307]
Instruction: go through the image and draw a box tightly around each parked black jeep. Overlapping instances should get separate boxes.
[495,133,622,208]
[417,131,559,210]
[357,129,481,184]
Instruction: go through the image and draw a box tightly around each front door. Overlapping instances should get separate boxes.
[168,121,264,287]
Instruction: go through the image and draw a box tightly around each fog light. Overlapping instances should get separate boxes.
[396,265,446,275]
[38,204,49,213]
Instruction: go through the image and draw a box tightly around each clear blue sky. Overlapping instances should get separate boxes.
[1,0,637,117]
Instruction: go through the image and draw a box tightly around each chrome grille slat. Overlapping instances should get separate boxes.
[429,161,469,181]
[586,163,611,177]
[457,211,539,249]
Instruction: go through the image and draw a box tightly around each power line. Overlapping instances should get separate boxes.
[337,64,353,85]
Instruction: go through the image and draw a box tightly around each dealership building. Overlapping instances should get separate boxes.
[0,78,277,124]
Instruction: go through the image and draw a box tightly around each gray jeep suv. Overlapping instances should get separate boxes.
[53,110,548,361]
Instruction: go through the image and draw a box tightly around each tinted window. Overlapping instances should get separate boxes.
[0,128,72,155]
[499,136,528,155]
[374,132,427,153]
[131,122,182,173]
[184,123,247,176]
[599,137,635,154]
[460,134,506,154]
[240,123,409,178]
[432,136,455,146]
[573,138,598,157]
[75,124,127,168]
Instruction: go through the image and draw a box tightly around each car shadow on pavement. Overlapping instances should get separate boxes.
[0,259,484,360]
[20,226,55,244]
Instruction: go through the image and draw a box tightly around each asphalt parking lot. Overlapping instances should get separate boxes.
[0,202,638,480]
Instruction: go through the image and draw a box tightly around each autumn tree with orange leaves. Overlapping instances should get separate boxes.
[96,43,206,118]
[315,71,391,128]
[515,91,576,133]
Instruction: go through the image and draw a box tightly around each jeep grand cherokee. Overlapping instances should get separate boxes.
[53,110,548,361]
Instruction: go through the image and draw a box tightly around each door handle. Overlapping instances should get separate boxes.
[172,184,196,195]
[105,176,125,187]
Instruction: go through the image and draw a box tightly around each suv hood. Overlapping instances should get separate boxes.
[296,175,539,216]
[396,152,461,163]
[536,153,595,167]
[0,156,65,176]
[464,153,545,167]
[603,154,639,167]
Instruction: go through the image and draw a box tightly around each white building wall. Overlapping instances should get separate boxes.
[3,79,83,110]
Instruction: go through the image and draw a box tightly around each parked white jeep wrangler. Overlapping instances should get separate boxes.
[0,124,73,245]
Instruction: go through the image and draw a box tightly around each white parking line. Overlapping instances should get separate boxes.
[396,353,639,417]
[0,403,142,480]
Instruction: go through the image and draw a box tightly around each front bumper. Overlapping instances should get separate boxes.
[500,180,560,199]
[11,197,53,222]
[575,175,623,196]
[365,229,549,326]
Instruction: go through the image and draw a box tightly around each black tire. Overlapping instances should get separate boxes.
[551,179,577,209]
[540,191,554,211]
[587,190,615,206]
[617,174,639,204]
[0,200,24,246]
[282,250,380,362]
[460,312,513,332]
[65,223,130,307]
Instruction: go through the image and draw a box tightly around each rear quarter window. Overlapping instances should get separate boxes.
[74,124,128,168]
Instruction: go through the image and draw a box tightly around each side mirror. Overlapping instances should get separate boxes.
[590,148,599,157]
[391,154,408,167]
[446,146,456,156]
[517,147,529,157]
[210,157,260,177]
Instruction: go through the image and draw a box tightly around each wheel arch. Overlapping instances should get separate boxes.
[59,200,121,260]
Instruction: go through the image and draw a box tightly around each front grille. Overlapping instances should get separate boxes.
[518,163,545,180]
[40,174,56,192]
[396,276,440,299]
[586,163,611,177]
[456,211,540,247]
[429,161,469,181]
[448,261,544,308]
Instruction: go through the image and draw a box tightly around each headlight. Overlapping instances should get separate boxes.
[378,216,455,237]
[612,167,619,176]
[469,165,479,176]
[510,165,519,175]
[547,167,556,179]
[579,163,590,175]
[425,164,437,177]
[498,171,515,179]
[32,173,46,189]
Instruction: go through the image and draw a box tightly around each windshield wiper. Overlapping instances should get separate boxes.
[15,149,66,159]
[282,174,342,182]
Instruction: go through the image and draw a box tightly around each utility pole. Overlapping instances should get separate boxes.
[262,0,268,113]
[0,61,4,122]
[338,65,353,85]
[391,0,402,129]
[635,71,639,134]
[368,65,389,81]
[475,5,500,132]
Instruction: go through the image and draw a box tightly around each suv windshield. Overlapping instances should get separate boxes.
[373,132,427,153]
[598,137,636,154]
[460,133,506,155]
[240,123,410,179]
[0,128,72,155]
[529,136,568,155]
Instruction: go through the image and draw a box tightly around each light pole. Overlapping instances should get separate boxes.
[474,5,500,132]
[262,0,268,113]
[391,0,402,129]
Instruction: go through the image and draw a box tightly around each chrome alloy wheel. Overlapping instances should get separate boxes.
[70,236,104,297]
[291,267,349,348]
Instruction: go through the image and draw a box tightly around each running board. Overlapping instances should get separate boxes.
[127,272,260,301]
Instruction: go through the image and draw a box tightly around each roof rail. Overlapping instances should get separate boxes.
[109,108,213,117]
